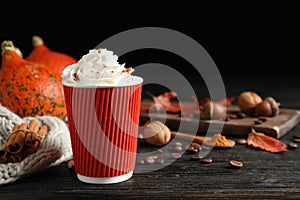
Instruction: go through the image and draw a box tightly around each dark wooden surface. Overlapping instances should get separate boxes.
[140,107,300,139]
[1,73,300,199]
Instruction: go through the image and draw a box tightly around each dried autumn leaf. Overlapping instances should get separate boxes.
[179,102,196,117]
[144,91,180,112]
[142,92,235,118]
[198,97,236,107]
[217,96,236,106]
[247,128,287,153]
[151,91,180,112]
[140,101,155,113]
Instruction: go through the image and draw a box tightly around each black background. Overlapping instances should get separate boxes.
[0,1,299,75]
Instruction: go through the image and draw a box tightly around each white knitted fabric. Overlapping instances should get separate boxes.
[0,105,73,185]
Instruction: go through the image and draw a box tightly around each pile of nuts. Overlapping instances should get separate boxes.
[237,91,280,117]
[198,90,280,121]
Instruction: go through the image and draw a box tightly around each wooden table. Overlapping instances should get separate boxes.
[1,73,300,199]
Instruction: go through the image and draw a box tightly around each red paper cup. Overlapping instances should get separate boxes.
[63,79,142,184]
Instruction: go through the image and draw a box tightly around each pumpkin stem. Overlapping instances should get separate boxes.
[1,40,23,58]
[32,35,44,47]
[1,40,15,55]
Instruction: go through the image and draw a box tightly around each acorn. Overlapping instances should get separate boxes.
[255,97,280,117]
[238,91,263,116]
[201,101,226,120]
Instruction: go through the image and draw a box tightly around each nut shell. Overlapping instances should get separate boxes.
[255,96,279,117]
[201,101,226,120]
[142,120,171,146]
[255,100,273,117]
[238,91,263,115]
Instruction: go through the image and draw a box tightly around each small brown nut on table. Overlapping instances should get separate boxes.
[238,91,263,116]
[288,142,297,149]
[142,120,171,146]
[201,101,226,120]
[255,97,280,117]
[235,138,247,145]
[229,160,243,168]
[200,157,213,164]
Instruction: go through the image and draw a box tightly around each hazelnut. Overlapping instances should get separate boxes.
[142,120,171,146]
[255,97,280,117]
[201,101,226,120]
[238,91,263,115]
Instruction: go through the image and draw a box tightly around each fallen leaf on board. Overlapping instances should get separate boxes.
[143,91,198,117]
[198,97,236,107]
[247,128,287,153]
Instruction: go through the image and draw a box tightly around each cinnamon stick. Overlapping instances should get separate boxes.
[7,151,24,163]
[0,120,49,164]
[37,125,49,142]
[24,123,49,156]
[29,119,40,133]
[7,123,28,154]
[171,131,206,143]
[12,123,20,131]
[25,132,38,147]
[0,145,8,164]
[25,120,40,147]
[24,145,39,156]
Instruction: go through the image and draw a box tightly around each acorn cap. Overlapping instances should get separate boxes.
[265,96,280,116]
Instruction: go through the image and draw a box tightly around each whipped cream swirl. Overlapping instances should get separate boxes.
[62,48,139,87]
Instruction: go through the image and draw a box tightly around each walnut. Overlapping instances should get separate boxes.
[237,91,263,116]
[142,120,171,146]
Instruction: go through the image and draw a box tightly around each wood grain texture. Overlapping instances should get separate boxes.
[1,74,300,199]
[1,127,300,199]
[140,106,300,139]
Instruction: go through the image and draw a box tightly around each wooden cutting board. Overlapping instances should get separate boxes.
[139,105,300,139]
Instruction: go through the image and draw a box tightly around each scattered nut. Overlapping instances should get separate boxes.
[155,158,165,164]
[191,155,202,160]
[201,101,227,120]
[235,138,247,145]
[238,91,263,116]
[185,145,198,154]
[255,97,280,117]
[257,116,268,122]
[254,119,263,125]
[293,138,300,143]
[172,142,183,147]
[171,153,182,159]
[142,120,171,146]
[191,142,201,150]
[288,142,297,149]
[137,159,145,164]
[145,156,156,164]
[200,157,213,164]
[173,145,183,151]
[156,149,164,154]
[229,160,243,168]
[237,112,247,119]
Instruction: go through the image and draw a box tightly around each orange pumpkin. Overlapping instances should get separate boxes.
[26,35,77,74]
[0,40,67,120]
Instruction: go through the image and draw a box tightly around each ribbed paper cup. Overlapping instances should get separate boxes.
[63,78,142,184]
